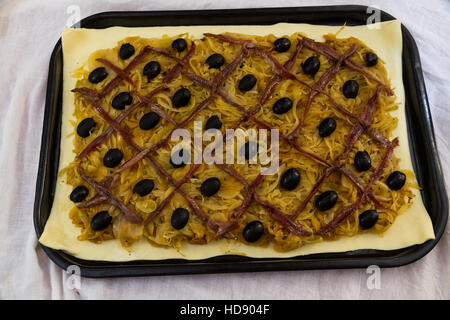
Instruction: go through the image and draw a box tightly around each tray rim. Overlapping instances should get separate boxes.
[33,5,448,278]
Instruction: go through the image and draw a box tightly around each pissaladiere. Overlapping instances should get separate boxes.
[39,20,435,261]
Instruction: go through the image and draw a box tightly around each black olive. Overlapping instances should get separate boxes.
[170,149,190,168]
[205,115,222,131]
[280,168,301,190]
[366,52,378,67]
[238,74,257,92]
[172,88,191,108]
[76,118,96,138]
[172,38,187,52]
[119,43,135,60]
[354,151,372,172]
[302,56,320,76]
[315,190,338,211]
[171,208,190,230]
[133,179,155,197]
[274,37,291,53]
[243,220,264,243]
[143,61,161,80]
[139,112,160,130]
[90,211,112,231]
[240,141,258,160]
[69,186,89,203]
[359,209,379,229]
[205,53,225,69]
[318,117,336,137]
[111,92,133,110]
[343,80,359,98]
[272,97,293,115]
[386,171,406,190]
[103,148,123,168]
[200,177,221,197]
[88,67,108,84]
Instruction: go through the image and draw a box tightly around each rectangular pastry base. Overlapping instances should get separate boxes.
[38,20,435,261]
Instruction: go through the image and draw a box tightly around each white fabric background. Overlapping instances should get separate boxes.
[0,0,448,300]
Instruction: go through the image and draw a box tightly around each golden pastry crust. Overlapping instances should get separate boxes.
[64,30,414,252]
[38,22,435,261]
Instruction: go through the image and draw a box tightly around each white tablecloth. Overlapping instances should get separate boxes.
[0,0,448,300]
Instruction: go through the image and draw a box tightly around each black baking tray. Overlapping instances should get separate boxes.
[34,5,448,278]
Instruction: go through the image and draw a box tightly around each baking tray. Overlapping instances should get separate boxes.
[34,5,448,278]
